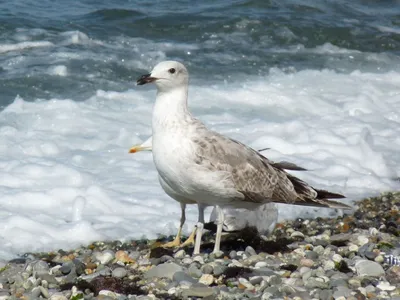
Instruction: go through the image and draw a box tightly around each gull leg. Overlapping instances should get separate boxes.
[213,205,224,253]
[193,203,206,255]
[163,203,186,248]
[180,203,206,247]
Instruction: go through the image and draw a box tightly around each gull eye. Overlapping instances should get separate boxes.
[168,68,176,74]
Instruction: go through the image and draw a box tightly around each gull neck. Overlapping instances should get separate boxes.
[152,85,191,131]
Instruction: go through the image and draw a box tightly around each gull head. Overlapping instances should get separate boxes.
[137,61,189,91]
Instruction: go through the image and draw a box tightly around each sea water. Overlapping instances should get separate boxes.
[0,0,399,259]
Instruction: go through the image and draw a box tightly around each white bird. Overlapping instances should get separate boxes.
[129,137,304,248]
[136,61,351,254]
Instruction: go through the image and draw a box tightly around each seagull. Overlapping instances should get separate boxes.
[129,137,304,248]
[136,60,351,254]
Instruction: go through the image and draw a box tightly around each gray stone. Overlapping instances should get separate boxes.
[249,276,263,285]
[330,278,348,288]
[253,268,276,276]
[33,260,50,275]
[305,251,319,260]
[333,286,352,299]
[229,251,237,259]
[245,246,257,257]
[112,267,128,278]
[149,258,161,265]
[319,289,333,300]
[213,265,226,276]
[330,233,351,243]
[201,264,213,275]
[60,262,73,275]
[39,286,50,298]
[188,264,202,278]
[38,273,58,284]
[181,286,214,298]
[12,274,24,287]
[79,267,111,281]
[160,255,174,263]
[305,277,329,289]
[72,259,86,276]
[144,262,183,280]
[31,287,42,298]
[211,250,224,259]
[172,271,197,284]
[128,251,141,260]
[364,251,377,260]
[173,249,185,259]
[355,260,385,277]
[266,275,282,285]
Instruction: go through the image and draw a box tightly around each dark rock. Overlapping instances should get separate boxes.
[222,267,253,279]
[149,247,173,259]
[330,233,351,246]
[73,259,86,276]
[335,260,352,273]
[60,262,73,275]
[280,264,297,272]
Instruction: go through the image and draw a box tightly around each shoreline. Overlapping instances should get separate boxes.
[0,192,399,299]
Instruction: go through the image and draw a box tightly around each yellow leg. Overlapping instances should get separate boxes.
[162,203,186,248]
[179,226,196,247]
[162,226,182,248]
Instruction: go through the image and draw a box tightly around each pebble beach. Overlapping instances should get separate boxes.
[0,192,398,300]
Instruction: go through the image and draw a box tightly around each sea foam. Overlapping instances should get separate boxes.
[0,68,399,259]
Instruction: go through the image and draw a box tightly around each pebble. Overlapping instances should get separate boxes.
[213,265,226,276]
[201,264,213,274]
[355,260,385,277]
[188,264,202,278]
[111,267,127,278]
[349,244,359,252]
[199,274,214,286]
[229,250,237,259]
[1,192,398,300]
[290,231,305,239]
[144,262,183,280]
[60,262,73,275]
[255,261,268,268]
[33,260,50,275]
[300,258,314,267]
[173,249,185,259]
[323,260,335,270]
[376,281,396,291]
[245,246,257,256]
[94,250,114,265]
[181,285,214,298]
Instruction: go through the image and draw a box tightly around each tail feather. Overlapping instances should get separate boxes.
[285,174,351,210]
[315,188,345,199]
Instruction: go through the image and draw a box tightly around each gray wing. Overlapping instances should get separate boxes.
[191,123,350,209]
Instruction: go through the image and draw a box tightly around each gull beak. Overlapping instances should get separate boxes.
[129,145,152,153]
[137,74,157,85]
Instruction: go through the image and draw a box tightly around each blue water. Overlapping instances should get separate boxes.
[1,0,400,107]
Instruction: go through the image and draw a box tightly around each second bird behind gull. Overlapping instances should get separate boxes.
[136,60,351,255]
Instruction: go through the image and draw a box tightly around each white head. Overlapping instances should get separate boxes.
[137,61,189,92]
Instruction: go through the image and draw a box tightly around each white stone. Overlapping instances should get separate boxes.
[198,274,214,286]
[357,235,369,246]
[377,281,396,291]
[255,261,268,268]
[94,250,115,265]
[332,254,343,263]
[349,244,359,252]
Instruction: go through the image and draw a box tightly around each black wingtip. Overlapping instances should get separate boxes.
[316,188,346,199]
